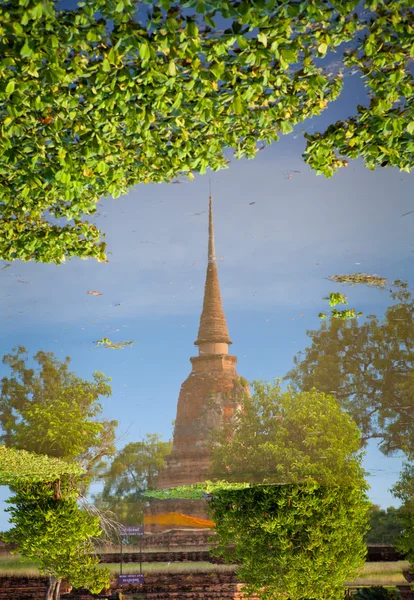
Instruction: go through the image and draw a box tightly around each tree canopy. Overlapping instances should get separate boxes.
[0,348,118,599]
[209,484,369,600]
[204,379,370,600]
[391,462,414,566]
[365,504,403,545]
[286,282,414,458]
[4,478,110,600]
[93,433,172,526]
[0,0,412,262]
[0,445,83,486]
[209,380,365,487]
[0,346,117,470]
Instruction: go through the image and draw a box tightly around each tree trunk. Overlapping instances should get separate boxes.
[45,575,62,600]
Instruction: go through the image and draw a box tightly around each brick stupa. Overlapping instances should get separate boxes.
[145,197,245,534]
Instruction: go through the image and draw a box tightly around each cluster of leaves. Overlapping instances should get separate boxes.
[0,0,411,262]
[365,504,403,545]
[353,588,400,600]
[209,380,365,487]
[319,292,363,320]
[391,462,414,566]
[3,478,110,597]
[209,483,370,600]
[303,0,414,176]
[93,433,171,529]
[144,480,252,500]
[0,347,120,597]
[96,337,134,349]
[286,281,414,457]
[0,445,83,486]
[147,379,370,599]
[328,273,388,288]
[0,346,117,469]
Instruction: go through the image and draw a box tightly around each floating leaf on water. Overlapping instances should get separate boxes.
[87,290,102,296]
[328,273,388,288]
[323,292,348,307]
[96,338,134,349]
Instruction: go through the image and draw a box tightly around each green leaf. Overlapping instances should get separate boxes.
[20,41,33,58]
[279,121,293,134]
[102,58,111,72]
[407,122,414,135]
[167,60,177,77]
[232,96,243,114]
[139,42,151,61]
[5,81,16,95]
[115,0,124,11]
[318,42,328,55]
[257,32,267,47]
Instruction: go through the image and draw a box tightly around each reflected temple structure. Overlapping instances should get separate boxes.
[145,197,246,533]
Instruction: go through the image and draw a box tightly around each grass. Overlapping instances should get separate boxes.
[0,553,410,583]
[345,561,410,586]
[0,554,234,576]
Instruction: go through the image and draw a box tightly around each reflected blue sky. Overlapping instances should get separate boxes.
[0,15,413,528]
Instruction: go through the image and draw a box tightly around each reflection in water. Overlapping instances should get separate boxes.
[286,282,414,458]
[0,0,413,596]
[1,197,413,599]
[0,346,117,464]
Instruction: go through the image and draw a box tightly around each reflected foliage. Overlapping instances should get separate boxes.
[205,380,369,599]
[304,1,413,177]
[0,346,117,470]
[0,445,83,486]
[209,483,369,600]
[0,1,412,262]
[93,433,172,527]
[4,477,110,599]
[353,588,400,600]
[365,504,403,545]
[391,462,414,566]
[0,348,118,598]
[209,380,365,486]
[286,283,414,458]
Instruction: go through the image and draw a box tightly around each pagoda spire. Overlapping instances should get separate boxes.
[195,196,232,355]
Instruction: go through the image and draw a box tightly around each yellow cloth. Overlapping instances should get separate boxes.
[144,512,214,528]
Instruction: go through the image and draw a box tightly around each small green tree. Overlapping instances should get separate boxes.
[0,346,117,469]
[4,478,110,600]
[208,380,370,600]
[93,434,172,528]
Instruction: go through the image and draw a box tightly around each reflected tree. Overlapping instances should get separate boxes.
[353,588,400,600]
[286,283,414,458]
[209,380,365,486]
[93,433,172,528]
[365,504,403,545]
[0,1,412,262]
[0,346,118,471]
[209,484,369,600]
[391,462,414,568]
[207,380,370,600]
[4,477,110,600]
[0,347,118,599]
